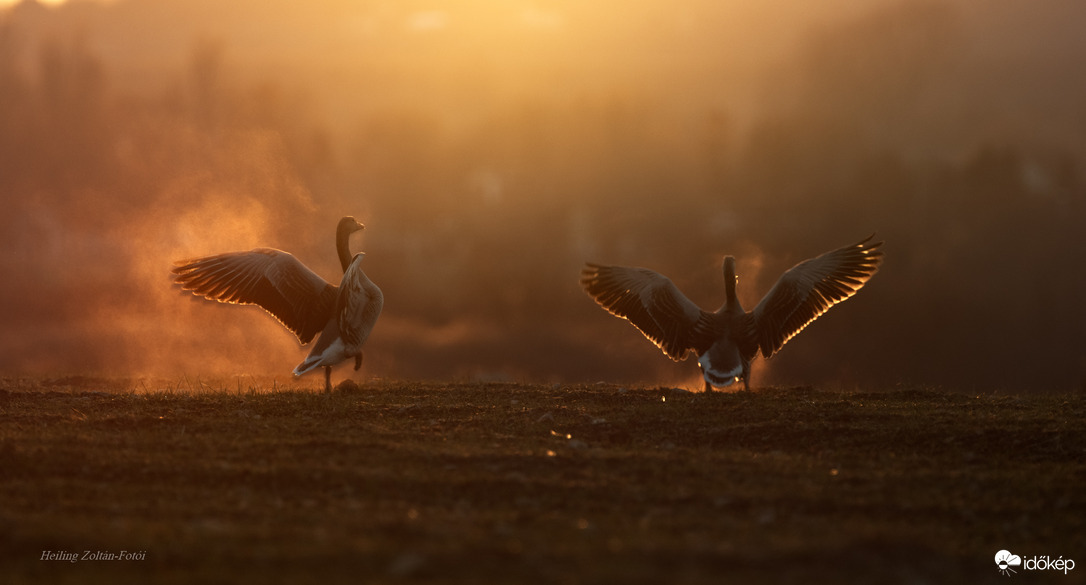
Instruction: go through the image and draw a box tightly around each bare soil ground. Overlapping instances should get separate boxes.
[1,378,1084,584]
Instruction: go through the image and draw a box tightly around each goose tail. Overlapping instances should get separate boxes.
[292,357,323,377]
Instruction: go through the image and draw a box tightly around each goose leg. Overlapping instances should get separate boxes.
[703,379,713,393]
[354,352,364,371]
[323,366,332,393]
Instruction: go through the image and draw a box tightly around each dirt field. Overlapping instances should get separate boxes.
[1,377,1083,584]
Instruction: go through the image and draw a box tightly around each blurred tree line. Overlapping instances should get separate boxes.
[0,0,1083,390]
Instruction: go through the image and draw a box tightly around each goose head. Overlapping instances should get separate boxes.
[722,256,741,311]
[336,217,367,271]
[337,216,366,238]
[722,256,737,283]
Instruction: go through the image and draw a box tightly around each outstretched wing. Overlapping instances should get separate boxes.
[172,248,338,344]
[752,235,883,358]
[581,263,713,360]
[336,255,384,348]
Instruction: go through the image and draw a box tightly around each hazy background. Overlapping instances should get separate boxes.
[1,0,1084,391]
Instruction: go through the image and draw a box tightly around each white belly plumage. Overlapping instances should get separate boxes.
[697,349,742,388]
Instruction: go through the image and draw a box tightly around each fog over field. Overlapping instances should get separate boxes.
[1,0,1084,390]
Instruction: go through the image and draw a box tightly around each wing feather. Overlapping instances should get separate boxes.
[752,235,883,358]
[172,248,337,344]
[581,263,712,360]
[336,256,384,348]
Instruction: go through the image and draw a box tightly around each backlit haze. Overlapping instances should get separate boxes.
[1,0,1084,391]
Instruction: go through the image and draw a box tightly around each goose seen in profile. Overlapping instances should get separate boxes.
[581,235,883,391]
[172,216,383,392]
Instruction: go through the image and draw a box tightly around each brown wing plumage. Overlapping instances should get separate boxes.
[336,255,384,348]
[580,263,714,360]
[172,248,338,344]
[751,235,883,358]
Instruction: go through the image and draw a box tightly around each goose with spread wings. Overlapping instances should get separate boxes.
[581,236,883,391]
[172,216,383,392]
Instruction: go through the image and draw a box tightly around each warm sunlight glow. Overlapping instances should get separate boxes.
[2,0,1084,390]
[0,0,110,6]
